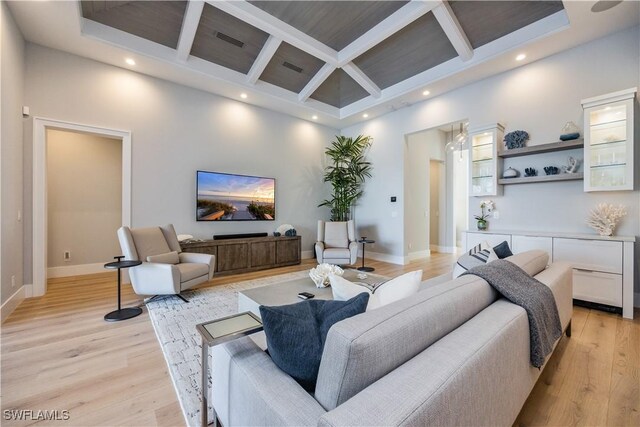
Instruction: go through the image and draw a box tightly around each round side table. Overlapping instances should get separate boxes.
[104,256,143,322]
[357,239,376,272]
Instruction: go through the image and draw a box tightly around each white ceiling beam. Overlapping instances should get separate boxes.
[337,0,438,66]
[432,0,473,61]
[207,0,338,66]
[246,35,282,84]
[298,63,335,102]
[342,63,381,98]
[176,0,205,62]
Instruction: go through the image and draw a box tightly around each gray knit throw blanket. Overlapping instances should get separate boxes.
[462,260,562,368]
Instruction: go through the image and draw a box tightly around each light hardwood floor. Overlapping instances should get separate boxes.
[1,254,638,426]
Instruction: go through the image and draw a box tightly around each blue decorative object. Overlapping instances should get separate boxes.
[559,122,580,141]
[259,293,369,391]
[560,132,580,141]
[285,228,297,237]
[273,232,281,237]
[504,130,529,149]
[524,167,538,177]
[544,166,559,175]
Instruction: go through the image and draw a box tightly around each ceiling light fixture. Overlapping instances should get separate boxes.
[422,90,430,96]
[591,0,623,13]
[515,53,526,61]
[363,113,369,118]
[240,93,247,99]
[125,58,136,66]
[312,115,318,120]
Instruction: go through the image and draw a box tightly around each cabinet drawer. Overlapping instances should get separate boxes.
[511,235,552,258]
[464,232,511,251]
[553,238,622,274]
[573,269,622,307]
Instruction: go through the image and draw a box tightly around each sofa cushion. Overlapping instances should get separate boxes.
[177,263,209,282]
[315,274,499,410]
[493,240,513,259]
[506,250,549,276]
[329,270,422,310]
[453,242,498,278]
[130,227,171,261]
[160,224,182,253]
[146,251,179,264]
[324,222,349,249]
[259,293,369,391]
[323,248,351,259]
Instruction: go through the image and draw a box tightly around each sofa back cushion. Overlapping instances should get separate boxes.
[506,250,549,276]
[314,274,499,410]
[324,222,349,248]
[130,227,171,261]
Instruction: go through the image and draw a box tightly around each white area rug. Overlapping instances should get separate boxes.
[146,270,309,427]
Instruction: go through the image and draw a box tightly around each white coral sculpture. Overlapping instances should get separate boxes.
[309,263,344,288]
[586,203,627,236]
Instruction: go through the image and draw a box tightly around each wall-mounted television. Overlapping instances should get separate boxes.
[196,170,275,221]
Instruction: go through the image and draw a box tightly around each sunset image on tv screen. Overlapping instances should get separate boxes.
[197,171,275,221]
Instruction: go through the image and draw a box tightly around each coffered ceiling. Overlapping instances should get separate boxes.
[7,1,640,127]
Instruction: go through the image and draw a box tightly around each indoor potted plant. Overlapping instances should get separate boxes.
[474,200,494,230]
[319,135,372,221]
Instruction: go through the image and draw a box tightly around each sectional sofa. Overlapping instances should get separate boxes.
[211,250,572,426]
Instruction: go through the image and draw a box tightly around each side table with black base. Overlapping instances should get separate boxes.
[197,312,264,427]
[104,256,143,322]
[357,238,376,272]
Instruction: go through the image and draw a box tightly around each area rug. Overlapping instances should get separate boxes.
[146,270,312,427]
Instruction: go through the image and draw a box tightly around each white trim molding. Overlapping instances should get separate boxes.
[409,250,431,261]
[47,262,109,279]
[301,250,315,260]
[33,117,132,297]
[1,286,26,323]
[365,251,407,266]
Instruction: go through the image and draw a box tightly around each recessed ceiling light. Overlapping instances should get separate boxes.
[515,53,526,61]
[363,113,369,118]
[125,58,136,66]
[422,90,430,96]
[312,115,318,120]
[591,0,623,13]
[240,93,247,99]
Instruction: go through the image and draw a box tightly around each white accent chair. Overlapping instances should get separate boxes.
[315,220,358,265]
[117,224,215,301]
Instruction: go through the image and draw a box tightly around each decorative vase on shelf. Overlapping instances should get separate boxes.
[477,219,488,231]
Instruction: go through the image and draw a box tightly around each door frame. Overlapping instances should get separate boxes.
[32,117,132,297]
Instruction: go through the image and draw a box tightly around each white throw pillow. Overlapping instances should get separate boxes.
[329,270,422,310]
[452,241,499,278]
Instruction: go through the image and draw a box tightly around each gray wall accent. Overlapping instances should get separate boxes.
[310,68,370,108]
[340,26,640,270]
[46,129,122,268]
[21,43,337,284]
[259,42,325,94]
[1,2,25,305]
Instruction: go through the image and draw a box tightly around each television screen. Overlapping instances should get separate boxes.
[196,171,275,221]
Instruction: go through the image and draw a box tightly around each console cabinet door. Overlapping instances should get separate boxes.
[276,239,300,264]
[250,242,276,267]
[573,269,623,307]
[553,238,622,274]
[217,243,249,272]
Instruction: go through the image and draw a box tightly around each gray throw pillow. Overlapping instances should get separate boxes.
[259,293,369,391]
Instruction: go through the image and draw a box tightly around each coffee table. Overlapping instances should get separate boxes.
[238,269,387,317]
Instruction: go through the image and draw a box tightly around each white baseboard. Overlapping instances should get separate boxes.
[365,251,407,266]
[47,262,107,278]
[429,245,457,254]
[301,250,314,260]
[409,250,431,261]
[1,285,26,323]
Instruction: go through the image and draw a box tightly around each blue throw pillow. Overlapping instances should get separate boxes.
[493,241,513,259]
[259,293,369,391]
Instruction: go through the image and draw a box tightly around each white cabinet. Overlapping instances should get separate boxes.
[511,235,553,259]
[582,88,636,191]
[468,123,504,197]
[463,230,635,319]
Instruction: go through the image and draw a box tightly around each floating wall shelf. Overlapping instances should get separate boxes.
[498,172,583,185]
[498,139,584,158]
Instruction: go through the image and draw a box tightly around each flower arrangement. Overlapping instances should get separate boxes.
[586,203,627,236]
[309,263,344,288]
[474,200,494,231]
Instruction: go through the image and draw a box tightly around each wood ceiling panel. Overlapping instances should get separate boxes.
[248,1,409,51]
[191,4,269,74]
[353,12,457,90]
[310,69,370,108]
[449,1,565,49]
[259,42,326,94]
[81,1,187,49]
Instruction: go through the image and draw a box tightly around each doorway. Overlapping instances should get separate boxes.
[32,118,131,297]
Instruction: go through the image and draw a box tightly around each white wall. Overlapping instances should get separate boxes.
[341,26,640,262]
[22,44,337,284]
[46,129,122,268]
[1,3,25,305]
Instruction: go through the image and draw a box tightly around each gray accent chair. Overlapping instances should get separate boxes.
[117,224,214,301]
[315,220,358,265]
